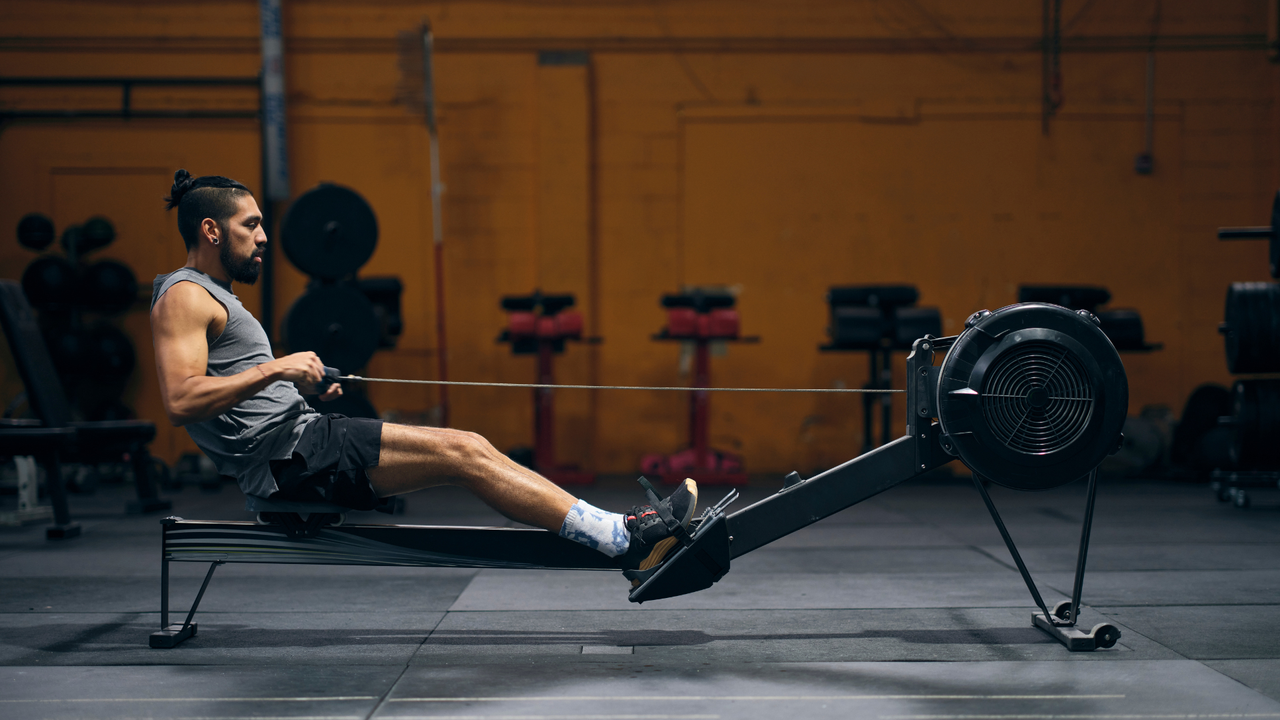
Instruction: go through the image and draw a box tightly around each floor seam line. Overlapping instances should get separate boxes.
[365,611,447,720]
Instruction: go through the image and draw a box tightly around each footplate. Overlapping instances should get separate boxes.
[628,491,736,604]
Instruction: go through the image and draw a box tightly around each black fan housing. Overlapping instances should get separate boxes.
[936,303,1128,490]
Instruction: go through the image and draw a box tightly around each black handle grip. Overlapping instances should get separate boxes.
[323,366,344,384]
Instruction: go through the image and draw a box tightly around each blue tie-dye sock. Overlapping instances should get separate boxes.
[558,500,631,557]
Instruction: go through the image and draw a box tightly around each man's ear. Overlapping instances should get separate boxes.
[200,218,220,244]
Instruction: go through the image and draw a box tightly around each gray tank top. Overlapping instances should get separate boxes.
[151,267,318,498]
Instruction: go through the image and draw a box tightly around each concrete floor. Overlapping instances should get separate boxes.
[2,469,1279,720]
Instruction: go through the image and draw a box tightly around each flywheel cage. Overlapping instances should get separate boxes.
[980,341,1095,455]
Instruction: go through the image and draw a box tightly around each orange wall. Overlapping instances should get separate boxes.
[1,0,1276,476]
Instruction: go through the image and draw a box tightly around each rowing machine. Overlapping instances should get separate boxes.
[152,302,1127,652]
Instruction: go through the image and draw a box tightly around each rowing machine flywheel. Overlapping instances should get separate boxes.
[936,303,1128,490]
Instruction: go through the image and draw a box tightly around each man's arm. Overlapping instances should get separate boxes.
[150,281,334,426]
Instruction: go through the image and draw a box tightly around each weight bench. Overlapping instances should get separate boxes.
[0,280,171,538]
[151,303,1129,652]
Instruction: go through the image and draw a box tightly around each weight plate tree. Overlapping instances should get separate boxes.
[937,304,1129,490]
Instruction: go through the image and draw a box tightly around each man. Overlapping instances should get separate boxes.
[149,169,696,588]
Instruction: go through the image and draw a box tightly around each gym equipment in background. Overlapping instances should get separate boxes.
[497,291,595,485]
[280,183,403,419]
[152,301,1127,652]
[15,214,145,421]
[0,281,170,538]
[1210,195,1280,507]
[1017,286,1161,353]
[821,285,942,452]
[1172,384,1234,473]
[1212,379,1280,507]
[641,290,758,485]
[9,217,167,518]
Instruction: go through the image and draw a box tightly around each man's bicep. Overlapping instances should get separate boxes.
[151,284,213,392]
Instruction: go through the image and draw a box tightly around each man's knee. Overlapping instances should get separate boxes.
[444,430,493,466]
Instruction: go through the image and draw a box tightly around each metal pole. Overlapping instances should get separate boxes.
[423,21,450,427]
[258,72,273,342]
[259,0,290,340]
[535,340,556,470]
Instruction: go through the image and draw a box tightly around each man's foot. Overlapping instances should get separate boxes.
[619,477,698,588]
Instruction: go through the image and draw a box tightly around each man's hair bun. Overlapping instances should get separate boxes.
[165,169,196,210]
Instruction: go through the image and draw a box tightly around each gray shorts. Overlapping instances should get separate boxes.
[269,414,383,510]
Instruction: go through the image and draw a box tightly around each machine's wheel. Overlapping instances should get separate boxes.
[936,303,1129,490]
[1051,600,1074,621]
[1091,623,1120,649]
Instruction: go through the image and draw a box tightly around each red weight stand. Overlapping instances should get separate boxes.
[499,293,594,486]
[642,295,756,486]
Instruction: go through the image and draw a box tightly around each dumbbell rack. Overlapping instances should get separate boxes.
[498,291,595,486]
[642,291,757,486]
[1214,190,1280,508]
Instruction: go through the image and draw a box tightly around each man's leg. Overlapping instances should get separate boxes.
[364,421,698,579]
[366,423,575,532]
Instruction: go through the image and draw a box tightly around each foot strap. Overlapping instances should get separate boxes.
[636,476,693,546]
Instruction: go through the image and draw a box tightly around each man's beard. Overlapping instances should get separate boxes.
[220,240,261,285]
